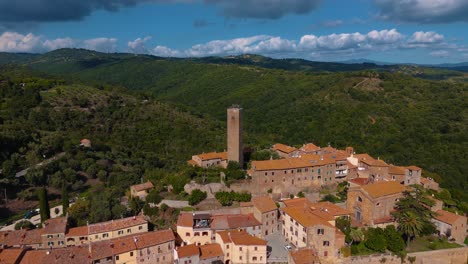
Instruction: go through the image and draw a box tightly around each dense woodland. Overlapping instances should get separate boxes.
[0,49,467,225]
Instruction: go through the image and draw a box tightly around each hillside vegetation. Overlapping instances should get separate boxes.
[0,49,467,205]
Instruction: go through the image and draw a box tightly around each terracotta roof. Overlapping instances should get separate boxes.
[348,177,369,186]
[66,226,89,237]
[43,217,67,234]
[320,146,337,154]
[134,230,175,249]
[217,230,267,246]
[131,181,154,192]
[389,166,405,175]
[309,202,351,221]
[406,166,421,171]
[281,207,333,228]
[299,154,335,166]
[290,248,320,264]
[80,139,91,144]
[199,243,223,260]
[20,247,91,264]
[300,143,320,153]
[88,216,147,234]
[177,244,199,258]
[177,213,193,227]
[361,181,406,198]
[434,210,466,225]
[195,152,227,161]
[22,229,43,245]
[347,161,357,169]
[283,198,313,208]
[272,143,297,154]
[420,177,437,185]
[91,236,136,260]
[355,153,388,167]
[187,160,198,166]
[211,214,260,230]
[252,196,277,213]
[0,248,24,264]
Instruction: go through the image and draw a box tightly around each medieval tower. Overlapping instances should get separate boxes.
[227,105,243,166]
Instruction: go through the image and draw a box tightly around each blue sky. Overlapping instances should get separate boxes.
[0,0,467,64]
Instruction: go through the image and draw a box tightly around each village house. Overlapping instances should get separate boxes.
[130,181,154,201]
[249,154,336,194]
[41,217,67,248]
[420,177,440,191]
[281,198,347,259]
[177,212,213,246]
[432,210,467,244]
[353,154,389,182]
[298,143,321,155]
[86,216,149,243]
[175,243,224,264]
[272,143,300,158]
[240,196,279,237]
[288,247,321,264]
[215,230,267,264]
[91,229,175,264]
[0,229,42,249]
[188,152,228,168]
[346,181,406,227]
[211,214,262,238]
[20,246,90,264]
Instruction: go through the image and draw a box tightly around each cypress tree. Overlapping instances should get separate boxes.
[38,187,50,222]
[62,185,69,216]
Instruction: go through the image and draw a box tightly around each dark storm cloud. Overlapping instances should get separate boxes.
[204,0,322,19]
[0,0,322,26]
[374,0,468,24]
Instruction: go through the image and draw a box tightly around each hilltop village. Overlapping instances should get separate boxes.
[0,106,466,264]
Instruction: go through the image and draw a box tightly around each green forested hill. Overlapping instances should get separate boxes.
[0,49,467,204]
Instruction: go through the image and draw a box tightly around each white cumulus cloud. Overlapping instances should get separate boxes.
[128,36,152,54]
[409,31,444,43]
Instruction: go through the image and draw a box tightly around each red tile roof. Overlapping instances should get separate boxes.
[88,216,147,234]
[177,244,199,258]
[281,207,333,228]
[131,181,154,192]
[349,177,369,186]
[252,196,277,213]
[289,248,320,264]
[252,154,334,171]
[177,213,193,227]
[355,153,388,167]
[66,226,89,237]
[199,243,223,260]
[43,217,67,235]
[20,246,91,264]
[388,166,405,175]
[361,181,406,198]
[217,230,267,246]
[434,210,466,225]
[283,198,313,208]
[211,214,260,230]
[272,143,297,154]
[134,229,175,249]
[309,202,351,221]
[0,248,24,264]
[195,152,227,161]
[300,143,320,153]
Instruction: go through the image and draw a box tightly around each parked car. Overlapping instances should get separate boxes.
[24,209,39,219]
[284,244,292,250]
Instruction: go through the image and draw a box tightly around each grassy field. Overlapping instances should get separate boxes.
[406,236,462,253]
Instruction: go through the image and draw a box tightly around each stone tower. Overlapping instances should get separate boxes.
[227,105,243,166]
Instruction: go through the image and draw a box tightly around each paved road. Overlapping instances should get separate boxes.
[157,200,189,208]
[1,204,69,231]
[15,152,66,178]
[265,232,289,263]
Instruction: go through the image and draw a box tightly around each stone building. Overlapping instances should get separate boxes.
[281,205,345,259]
[215,230,267,264]
[272,143,299,158]
[249,154,336,194]
[346,181,406,227]
[227,106,243,166]
[288,248,321,264]
[41,217,68,248]
[188,152,228,169]
[86,216,149,243]
[177,212,213,246]
[130,181,154,201]
[432,210,467,244]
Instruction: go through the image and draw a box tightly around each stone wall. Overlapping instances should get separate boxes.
[184,181,228,198]
[340,247,468,264]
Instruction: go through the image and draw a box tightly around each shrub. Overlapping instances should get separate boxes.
[188,189,207,206]
[15,220,34,230]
